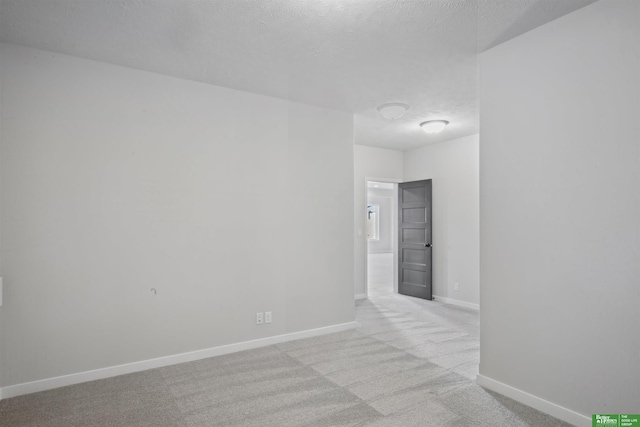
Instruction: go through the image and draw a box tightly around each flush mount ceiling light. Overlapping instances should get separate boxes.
[377,103,409,120]
[420,120,449,134]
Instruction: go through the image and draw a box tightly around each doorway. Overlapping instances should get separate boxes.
[365,180,398,297]
[365,178,433,301]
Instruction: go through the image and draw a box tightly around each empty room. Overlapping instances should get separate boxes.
[0,0,638,426]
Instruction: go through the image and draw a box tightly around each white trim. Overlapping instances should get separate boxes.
[391,184,399,295]
[432,295,479,311]
[476,374,591,427]
[354,293,367,300]
[0,321,357,400]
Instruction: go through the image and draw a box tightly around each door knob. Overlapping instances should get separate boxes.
[425,243,432,248]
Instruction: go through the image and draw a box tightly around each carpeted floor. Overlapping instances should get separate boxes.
[0,253,571,426]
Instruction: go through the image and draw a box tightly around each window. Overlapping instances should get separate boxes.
[366,205,379,240]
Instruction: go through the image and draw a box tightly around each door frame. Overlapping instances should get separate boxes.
[364,177,403,298]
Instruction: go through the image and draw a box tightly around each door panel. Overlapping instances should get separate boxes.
[402,207,427,223]
[401,186,426,203]
[402,248,426,265]
[401,228,427,244]
[402,268,427,286]
[398,179,432,300]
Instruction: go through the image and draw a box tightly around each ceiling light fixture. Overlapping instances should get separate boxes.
[420,120,449,134]
[377,103,409,120]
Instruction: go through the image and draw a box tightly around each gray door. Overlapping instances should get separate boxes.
[398,179,432,300]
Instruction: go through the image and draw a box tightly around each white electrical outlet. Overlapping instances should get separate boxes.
[265,311,272,323]
[454,282,460,291]
[256,312,264,325]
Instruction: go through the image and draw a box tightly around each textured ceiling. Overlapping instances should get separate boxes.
[0,0,597,150]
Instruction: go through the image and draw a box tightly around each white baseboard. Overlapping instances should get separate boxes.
[432,295,479,310]
[0,321,357,400]
[354,293,367,300]
[476,374,590,427]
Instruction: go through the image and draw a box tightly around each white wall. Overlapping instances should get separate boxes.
[0,43,355,389]
[479,0,640,421]
[354,145,403,296]
[404,135,479,307]
[367,187,394,254]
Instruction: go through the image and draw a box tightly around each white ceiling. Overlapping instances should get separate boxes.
[0,0,597,151]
